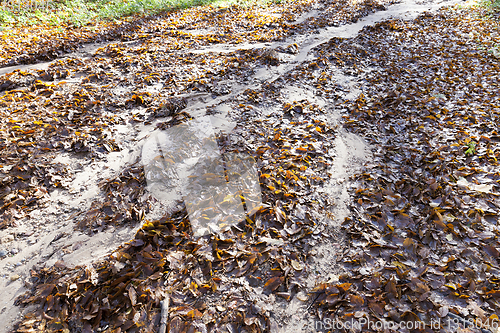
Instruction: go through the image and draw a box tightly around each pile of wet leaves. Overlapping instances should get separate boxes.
[0,18,145,67]
[13,98,340,332]
[0,0,311,67]
[308,6,500,332]
[77,164,152,233]
[0,157,68,228]
[0,0,396,68]
[1,0,423,330]
[0,0,394,226]
[0,64,125,224]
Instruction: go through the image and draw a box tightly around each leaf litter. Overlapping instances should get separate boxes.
[2,0,496,332]
[306,4,500,332]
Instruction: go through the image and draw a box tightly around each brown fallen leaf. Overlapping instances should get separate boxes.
[264,276,284,293]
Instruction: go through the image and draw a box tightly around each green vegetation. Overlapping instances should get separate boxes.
[465,141,477,156]
[475,0,500,59]
[478,0,500,15]
[0,0,285,28]
[0,0,218,27]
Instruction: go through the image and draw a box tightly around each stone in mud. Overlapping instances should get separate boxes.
[154,97,188,117]
[0,249,7,257]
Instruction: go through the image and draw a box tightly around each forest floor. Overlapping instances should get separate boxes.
[0,0,499,332]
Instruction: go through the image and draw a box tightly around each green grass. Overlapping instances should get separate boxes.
[478,0,500,15]
[474,0,500,58]
[0,0,286,28]
[0,0,227,28]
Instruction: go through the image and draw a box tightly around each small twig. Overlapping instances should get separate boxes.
[307,292,322,310]
[159,295,170,333]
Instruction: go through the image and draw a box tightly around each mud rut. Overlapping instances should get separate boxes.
[0,0,468,331]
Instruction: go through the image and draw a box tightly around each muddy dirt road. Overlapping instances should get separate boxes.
[1,0,498,331]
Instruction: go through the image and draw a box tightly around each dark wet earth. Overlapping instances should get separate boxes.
[0,0,499,331]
